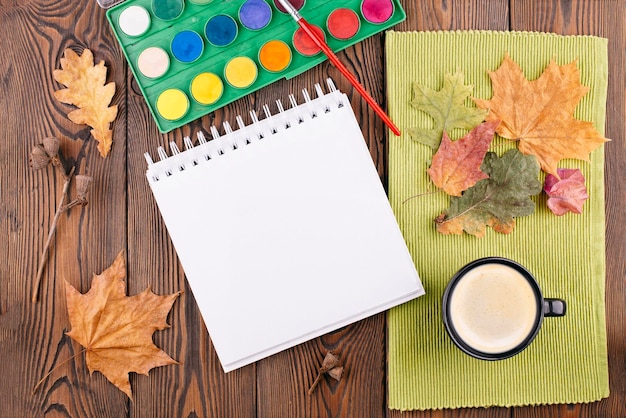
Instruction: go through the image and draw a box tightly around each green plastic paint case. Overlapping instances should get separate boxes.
[105,0,405,133]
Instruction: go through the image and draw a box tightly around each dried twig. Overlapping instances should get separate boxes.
[308,351,344,395]
[32,166,75,302]
[30,138,92,302]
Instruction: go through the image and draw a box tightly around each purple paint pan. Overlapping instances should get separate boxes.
[239,0,272,31]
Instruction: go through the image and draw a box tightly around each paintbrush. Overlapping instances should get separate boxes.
[276,0,401,136]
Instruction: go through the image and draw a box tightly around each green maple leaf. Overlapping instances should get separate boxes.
[408,71,488,149]
[435,149,542,237]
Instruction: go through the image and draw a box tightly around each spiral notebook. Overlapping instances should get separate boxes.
[145,79,424,372]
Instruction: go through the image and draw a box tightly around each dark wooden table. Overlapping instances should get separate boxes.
[1,1,624,417]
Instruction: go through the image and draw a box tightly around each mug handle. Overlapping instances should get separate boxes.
[544,298,566,317]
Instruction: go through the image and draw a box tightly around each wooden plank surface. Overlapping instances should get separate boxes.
[0,0,623,417]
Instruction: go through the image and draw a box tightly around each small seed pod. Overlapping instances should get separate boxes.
[30,144,51,171]
[327,366,343,381]
[43,137,64,168]
[75,175,93,201]
[42,137,60,159]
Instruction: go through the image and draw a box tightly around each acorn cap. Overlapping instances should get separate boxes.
[75,175,93,199]
[320,352,340,372]
[30,144,50,171]
[42,137,60,159]
[328,366,343,382]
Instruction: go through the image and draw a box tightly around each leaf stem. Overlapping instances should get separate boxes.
[32,166,76,303]
[32,347,87,394]
[438,188,497,224]
[402,189,440,204]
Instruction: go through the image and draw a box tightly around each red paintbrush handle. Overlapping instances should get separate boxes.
[298,19,401,136]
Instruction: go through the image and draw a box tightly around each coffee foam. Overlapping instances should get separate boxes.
[449,263,538,354]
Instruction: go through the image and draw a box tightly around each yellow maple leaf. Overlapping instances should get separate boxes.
[65,251,181,399]
[53,48,118,158]
[473,54,608,176]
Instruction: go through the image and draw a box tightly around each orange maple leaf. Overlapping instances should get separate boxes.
[473,54,608,176]
[427,120,499,196]
[65,251,181,399]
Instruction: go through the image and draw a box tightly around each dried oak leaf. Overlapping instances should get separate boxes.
[409,71,488,149]
[473,54,608,176]
[544,168,589,216]
[427,120,499,196]
[65,251,181,399]
[53,48,118,158]
[435,149,542,237]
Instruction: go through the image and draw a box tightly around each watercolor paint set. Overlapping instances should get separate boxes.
[106,0,405,133]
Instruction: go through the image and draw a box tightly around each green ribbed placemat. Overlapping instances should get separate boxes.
[386,31,609,411]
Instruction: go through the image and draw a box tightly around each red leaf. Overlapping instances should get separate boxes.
[427,120,499,196]
[544,168,589,215]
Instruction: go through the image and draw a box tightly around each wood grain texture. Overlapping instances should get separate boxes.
[0,0,623,417]
[1,0,128,416]
[395,0,510,31]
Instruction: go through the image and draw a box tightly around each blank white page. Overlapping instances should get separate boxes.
[147,89,424,372]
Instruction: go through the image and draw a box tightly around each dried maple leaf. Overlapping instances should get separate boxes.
[544,168,589,215]
[435,210,515,237]
[435,150,542,237]
[65,251,181,399]
[53,48,118,158]
[473,54,608,176]
[427,120,499,196]
[409,71,488,149]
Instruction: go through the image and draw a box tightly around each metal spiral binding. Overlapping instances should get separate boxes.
[145,78,346,182]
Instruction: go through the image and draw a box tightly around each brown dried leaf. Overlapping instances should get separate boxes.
[435,212,515,238]
[53,48,118,157]
[65,251,181,399]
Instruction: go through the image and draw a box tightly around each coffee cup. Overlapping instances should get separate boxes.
[442,257,566,360]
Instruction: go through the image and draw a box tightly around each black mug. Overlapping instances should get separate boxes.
[442,257,566,360]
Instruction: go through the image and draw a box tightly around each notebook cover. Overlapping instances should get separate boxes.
[147,89,425,372]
